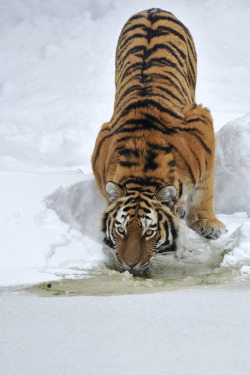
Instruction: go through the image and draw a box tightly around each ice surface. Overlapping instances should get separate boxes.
[1,290,250,375]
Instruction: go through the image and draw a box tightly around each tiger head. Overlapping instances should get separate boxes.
[101,181,181,275]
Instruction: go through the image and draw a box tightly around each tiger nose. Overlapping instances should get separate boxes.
[124,260,140,269]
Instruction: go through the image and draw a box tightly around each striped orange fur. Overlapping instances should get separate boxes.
[92,9,226,274]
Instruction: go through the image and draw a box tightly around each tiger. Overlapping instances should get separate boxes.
[91,8,226,275]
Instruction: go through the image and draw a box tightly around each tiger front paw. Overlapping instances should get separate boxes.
[189,218,226,240]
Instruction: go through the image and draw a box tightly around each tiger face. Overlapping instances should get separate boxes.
[101,181,180,274]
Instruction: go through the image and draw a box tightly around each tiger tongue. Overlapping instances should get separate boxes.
[128,269,139,276]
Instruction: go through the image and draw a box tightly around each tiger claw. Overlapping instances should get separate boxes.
[190,219,226,240]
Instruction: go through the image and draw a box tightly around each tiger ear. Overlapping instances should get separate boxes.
[105,181,125,203]
[156,185,177,206]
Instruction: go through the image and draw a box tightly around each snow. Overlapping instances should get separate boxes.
[0,170,106,286]
[0,0,249,172]
[215,113,250,215]
[1,291,250,375]
[1,1,250,374]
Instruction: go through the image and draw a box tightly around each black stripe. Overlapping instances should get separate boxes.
[178,181,183,199]
[113,123,173,138]
[103,236,115,249]
[167,71,191,100]
[115,136,132,144]
[157,243,176,253]
[150,13,192,40]
[171,144,196,185]
[152,25,186,43]
[138,91,181,108]
[177,128,211,154]
[143,72,189,99]
[147,142,172,154]
[144,150,158,172]
[168,159,176,167]
[120,23,147,39]
[110,113,178,135]
[118,62,143,84]
[166,212,177,240]
[169,42,186,60]
[139,198,153,208]
[119,160,140,168]
[140,206,151,214]
[115,84,142,111]
[121,99,183,120]
[122,176,163,188]
[185,117,208,125]
[127,13,146,23]
[148,43,184,67]
[115,73,142,99]
[123,205,136,212]
[101,212,109,233]
[193,151,202,179]
[187,54,196,83]
[124,192,137,197]
[187,37,197,62]
[143,113,172,130]
[121,45,146,66]
[163,221,169,243]
[154,85,184,105]
[145,57,189,86]
[174,126,202,135]
[143,193,154,199]
[126,188,143,194]
[117,147,140,158]
[119,33,146,52]
[191,133,211,154]
[124,197,136,205]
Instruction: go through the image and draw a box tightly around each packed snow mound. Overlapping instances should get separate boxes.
[215,113,250,215]
[0,171,105,286]
[46,178,106,241]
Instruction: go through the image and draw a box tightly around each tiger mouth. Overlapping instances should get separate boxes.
[128,269,140,275]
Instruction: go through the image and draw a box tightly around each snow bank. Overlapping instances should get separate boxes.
[215,113,250,215]
[0,171,105,286]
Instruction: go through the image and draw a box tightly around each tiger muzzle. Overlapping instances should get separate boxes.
[116,231,153,273]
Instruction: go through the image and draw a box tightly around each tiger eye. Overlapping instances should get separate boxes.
[146,229,153,236]
[118,227,125,234]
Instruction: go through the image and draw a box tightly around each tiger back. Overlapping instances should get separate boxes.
[92,8,226,274]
